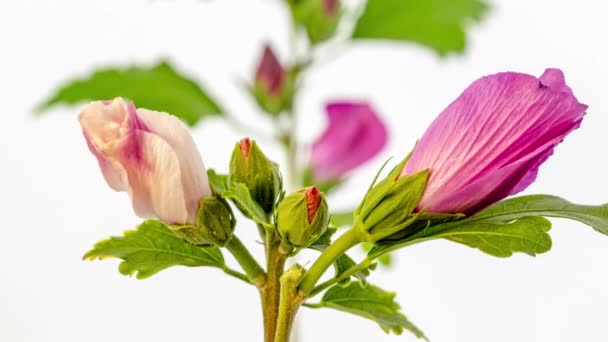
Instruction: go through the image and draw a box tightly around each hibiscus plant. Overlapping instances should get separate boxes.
[36,1,608,341]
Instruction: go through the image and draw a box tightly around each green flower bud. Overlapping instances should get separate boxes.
[288,0,341,44]
[170,196,235,246]
[277,186,329,248]
[229,138,282,214]
[354,156,429,242]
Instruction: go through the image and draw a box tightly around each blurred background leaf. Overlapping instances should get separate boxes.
[36,61,222,126]
[352,0,489,55]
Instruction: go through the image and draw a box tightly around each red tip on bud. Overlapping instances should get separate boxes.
[305,186,321,223]
[239,138,251,159]
[255,45,285,95]
[323,0,339,16]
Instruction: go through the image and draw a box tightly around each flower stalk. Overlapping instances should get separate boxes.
[260,231,289,342]
[274,266,304,342]
[225,236,266,286]
[297,224,364,295]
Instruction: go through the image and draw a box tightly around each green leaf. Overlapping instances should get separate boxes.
[467,195,608,236]
[371,216,552,259]
[36,61,222,126]
[370,194,608,259]
[440,216,552,257]
[309,281,427,339]
[352,0,489,55]
[83,220,225,279]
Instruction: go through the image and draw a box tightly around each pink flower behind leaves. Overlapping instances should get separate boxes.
[311,102,388,182]
[79,98,212,225]
[402,69,587,214]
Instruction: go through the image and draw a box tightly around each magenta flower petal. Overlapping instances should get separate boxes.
[311,102,388,182]
[402,69,587,214]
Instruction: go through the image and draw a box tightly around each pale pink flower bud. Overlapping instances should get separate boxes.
[78,98,212,225]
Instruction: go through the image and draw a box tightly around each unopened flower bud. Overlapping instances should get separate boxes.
[230,138,282,214]
[354,156,429,242]
[78,98,212,226]
[289,0,341,44]
[171,196,235,246]
[277,186,329,248]
[252,45,293,115]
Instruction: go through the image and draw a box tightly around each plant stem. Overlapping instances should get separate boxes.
[220,265,251,284]
[225,236,266,286]
[281,110,299,192]
[308,258,374,297]
[297,226,363,295]
[274,266,304,342]
[261,232,288,342]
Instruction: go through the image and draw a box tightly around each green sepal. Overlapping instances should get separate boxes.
[224,182,272,228]
[206,168,272,228]
[277,188,330,248]
[229,139,282,214]
[250,70,296,116]
[207,169,230,196]
[354,154,429,242]
[170,196,235,247]
[288,0,342,44]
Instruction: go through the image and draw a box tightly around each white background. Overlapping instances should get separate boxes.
[1,0,608,341]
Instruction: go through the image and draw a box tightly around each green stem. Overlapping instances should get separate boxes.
[220,265,251,285]
[281,111,299,192]
[308,258,373,297]
[261,232,288,342]
[297,226,363,295]
[225,236,266,286]
[275,266,304,342]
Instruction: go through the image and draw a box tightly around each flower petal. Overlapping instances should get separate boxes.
[311,102,388,181]
[79,98,211,225]
[116,130,189,224]
[79,98,131,191]
[404,69,587,214]
[136,108,212,222]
